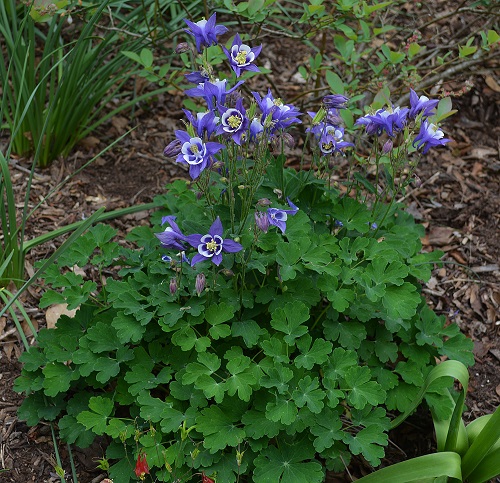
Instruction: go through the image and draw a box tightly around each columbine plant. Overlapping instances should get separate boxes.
[16,15,474,483]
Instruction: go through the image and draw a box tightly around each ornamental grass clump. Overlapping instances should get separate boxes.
[16,15,475,483]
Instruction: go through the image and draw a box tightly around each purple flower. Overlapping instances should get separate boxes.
[175,130,224,179]
[185,70,209,84]
[253,89,302,132]
[183,110,219,139]
[162,252,191,265]
[186,217,243,266]
[323,94,349,110]
[255,211,269,233]
[222,33,262,77]
[249,118,264,140]
[184,14,228,53]
[413,120,450,154]
[169,278,178,295]
[266,198,299,234]
[155,216,188,250]
[356,106,409,137]
[195,273,206,295]
[318,125,353,154]
[408,89,439,119]
[186,78,244,111]
[216,98,249,145]
[163,139,182,157]
[382,139,393,154]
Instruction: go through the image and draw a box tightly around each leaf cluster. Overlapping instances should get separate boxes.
[15,171,473,481]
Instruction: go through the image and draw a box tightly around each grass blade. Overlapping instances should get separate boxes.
[355,452,463,482]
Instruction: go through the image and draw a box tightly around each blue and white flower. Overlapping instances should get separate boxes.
[222,33,262,77]
[186,217,243,266]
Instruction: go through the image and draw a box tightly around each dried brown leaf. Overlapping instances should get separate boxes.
[46,304,78,329]
[485,75,500,93]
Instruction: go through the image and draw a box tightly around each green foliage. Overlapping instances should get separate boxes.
[357,361,500,482]
[0,0,188,167]
[15,181,473,480]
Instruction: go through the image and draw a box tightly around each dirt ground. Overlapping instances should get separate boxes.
[1,4,500,482]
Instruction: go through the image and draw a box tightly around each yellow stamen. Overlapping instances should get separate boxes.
[191,144,199,154]
[235,51,248,65]
[227,115,242,129]
[206,240,218,252]
[273,98,283,106]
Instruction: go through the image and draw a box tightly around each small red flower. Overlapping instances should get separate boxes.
[202,473,215,483]
[134,452,149,480]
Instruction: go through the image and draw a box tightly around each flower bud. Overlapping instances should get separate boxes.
[169,278,177,295]
[163,139,181,157]
[282,133,296,149]
[255,211,269,233]
[175,42,191,54]
[225,90,243,108]
[311,107,326,125]
[382,139,393,154]
[271,132,296,152]
[326,109,342,126]
[195,273,206,296]
[323,94,349,109]
[257,198,272,206]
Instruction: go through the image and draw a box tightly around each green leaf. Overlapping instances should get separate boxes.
[310,409,344,452]
[196,406,245,453]
[270,301,310,346]
[323,319,366,349]
[253,438,324,482]
[93,357,120,384]
[382,283,419,320]
[42,362,75,396]
[140,48,154,67]
[112,312,146,343]
[343,425,388,466]
[343,366,386,410]
[136,392,171,423]
[242,409,283,439]
[58,414,95,447]
[295,335,333,369]
[266,395,298,424]
[260,363,294,394]
[196,374,226,403]
[331,198,371,232]
[355,452,462,482]
[247,0,265,16]
[462,404,500,479]
[205,302,235,326]
[441,333,474,366]
[292,376,325,414]
[325,71,345,94]
[77,396,113,435]
[232,320,267,347]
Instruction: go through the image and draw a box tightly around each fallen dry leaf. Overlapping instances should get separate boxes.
[485,75,500,93]
[21,318,39,338]
[46,304,78,329]
[468,284,483,316]
[423,226,456,246]
[78,136,101,149]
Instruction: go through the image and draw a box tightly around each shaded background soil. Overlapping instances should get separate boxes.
[1,2,500,482]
